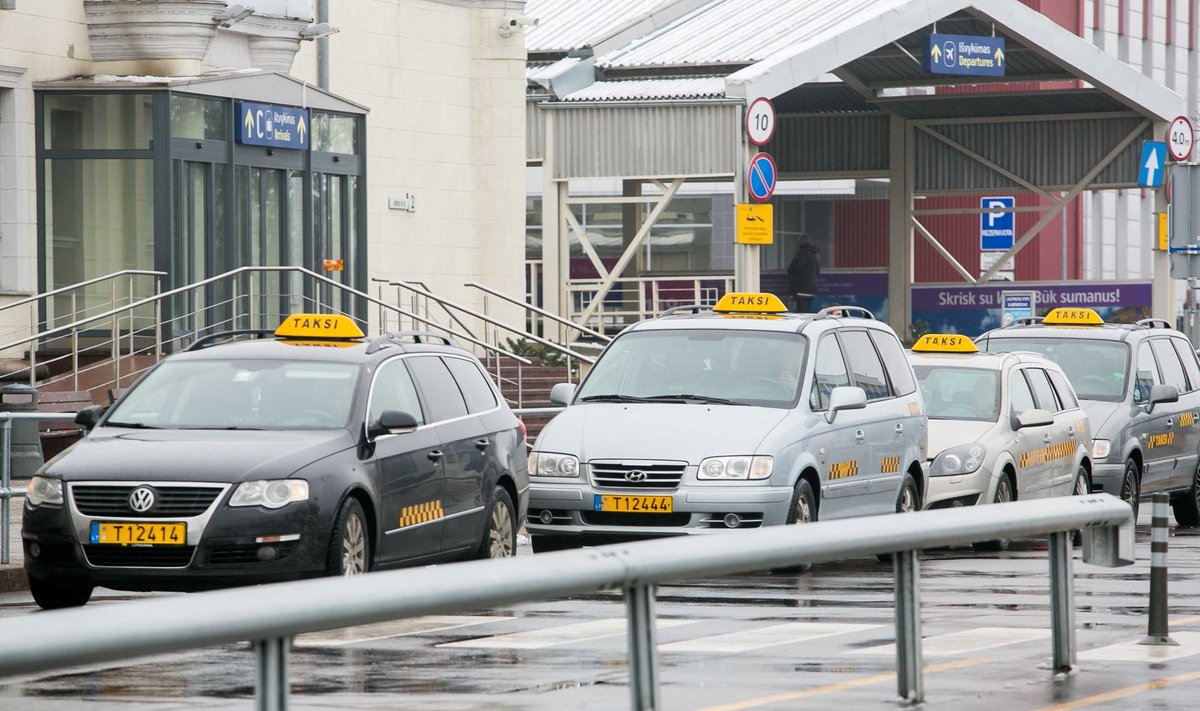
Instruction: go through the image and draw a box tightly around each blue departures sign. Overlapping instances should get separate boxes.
[237,102,309,150]
[923,33,1006,77]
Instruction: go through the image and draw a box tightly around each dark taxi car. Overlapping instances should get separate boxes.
[23,315,529,609]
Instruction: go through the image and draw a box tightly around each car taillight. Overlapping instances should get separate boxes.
[518,419,527,441]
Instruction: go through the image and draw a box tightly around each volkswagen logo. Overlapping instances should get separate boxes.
[128,486,156,513]
[624,470,648,483]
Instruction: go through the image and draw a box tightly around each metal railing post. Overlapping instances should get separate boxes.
[1138,493,1177,646]
[625,584,660,711]
[110,281,118,366]
[893,549,923,702]
[1048,530,1077,672]
[71,328,79,391]
[233,279,240,332]
[254,636,290,711]
[1,417,11,565]
[154,280,163,360]
[517,364,524,409]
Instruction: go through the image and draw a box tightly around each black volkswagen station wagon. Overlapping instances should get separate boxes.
[22,314,529,609]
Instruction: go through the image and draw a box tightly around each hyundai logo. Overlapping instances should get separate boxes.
[128,486,156,513]
[624,470,648,483]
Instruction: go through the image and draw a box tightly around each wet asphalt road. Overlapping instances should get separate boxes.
[2,520,1199,711]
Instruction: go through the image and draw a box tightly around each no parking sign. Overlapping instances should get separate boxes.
[747,153,777,202]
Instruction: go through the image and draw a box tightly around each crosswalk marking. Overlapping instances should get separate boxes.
[660,622,880,653]
[1078,631,1200,663]
[294,615,513,647]
[439,617,694,650]
[848,627,1049,657]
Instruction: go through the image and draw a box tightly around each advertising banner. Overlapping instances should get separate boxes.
[911,282,1152,336]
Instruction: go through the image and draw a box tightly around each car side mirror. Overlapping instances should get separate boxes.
[74,405,107,432]
[367,409,419,439]
[549,383,576,407]
[826,386,867,424]
[1147,384,1179,412]
[1015,408,1054,429]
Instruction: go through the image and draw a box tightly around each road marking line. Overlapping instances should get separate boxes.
[294,615,513,647]
[694,658,985,711]
[1078,631,1200,663]
[847,627,1048,657]
[1035,668,1200,710]
[439,617,694,650]
[1172,615,1200,626]
[660,622,880,654]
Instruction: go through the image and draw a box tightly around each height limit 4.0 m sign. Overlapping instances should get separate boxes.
[1169,116,1194,162]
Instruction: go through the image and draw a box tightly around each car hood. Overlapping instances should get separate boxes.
[534,403,789,462]
[1080,399,1120,434]
[927,419,994,458]
[42,428,357,483]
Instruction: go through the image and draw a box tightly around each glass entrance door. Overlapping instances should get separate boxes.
[313,173,359,316]
[234,165,293,327]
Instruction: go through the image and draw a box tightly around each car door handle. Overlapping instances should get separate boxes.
[1042,434,1053,444]
[855,429,866,444]
[475,439,490,450]
[894,423,904,433]
[1167,419,1174,428]
[1068,427,1076,437]
[427,450,443,461]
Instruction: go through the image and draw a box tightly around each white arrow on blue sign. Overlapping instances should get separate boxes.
[1139,141,1166,188]
[747,152,777,202]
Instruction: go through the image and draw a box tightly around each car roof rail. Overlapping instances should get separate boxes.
[1135,317,1174,330]
[1009,316,1044,327]
[658,304,710,317]
[366,331,457,354]
[185,329,276,351]
[816,305,874,320]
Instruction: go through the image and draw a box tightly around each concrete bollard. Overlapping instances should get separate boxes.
[1137,492,1178,646]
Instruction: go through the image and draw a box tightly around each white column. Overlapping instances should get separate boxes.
[1153,121,1176,320]
[540,110,566,341]
[887,114,913,334]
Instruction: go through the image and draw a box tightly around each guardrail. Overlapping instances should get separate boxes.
[0,495,1133,710]
[0,411,78,565]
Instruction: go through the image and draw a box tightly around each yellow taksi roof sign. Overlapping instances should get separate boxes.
[1042,307,1104,326]
[713,292,788,314]
[275,314,365,340]
[911,334,978,353]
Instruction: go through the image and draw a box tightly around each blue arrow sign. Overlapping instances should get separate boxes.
[923,33,1006,77]
[980,196,1015,251]
[1139,141,1166,188]
[747,152,777,202]
[237,101,310,150]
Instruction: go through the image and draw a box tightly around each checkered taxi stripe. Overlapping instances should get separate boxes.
[829,460,859,480]
[1019,441,1074,468]
[398,500,445,528]
[880,456,901,474]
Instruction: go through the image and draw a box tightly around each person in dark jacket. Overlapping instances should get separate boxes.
[786,234,821,312]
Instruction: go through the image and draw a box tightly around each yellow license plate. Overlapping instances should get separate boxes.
[594,495,673,513]
[89,521,186,546]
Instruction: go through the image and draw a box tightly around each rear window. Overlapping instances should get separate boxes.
[982,336,1128,402]
[445,356,499,413]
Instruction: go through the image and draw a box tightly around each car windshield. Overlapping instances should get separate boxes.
[982,337,1128,402]
[576,329,808,408]
[912,365,1000,422]
[106,359,361,430]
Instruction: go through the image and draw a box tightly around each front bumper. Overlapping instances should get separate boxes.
[924,467,993,509]
[525,482,794,541]
[1090,461,1124,496]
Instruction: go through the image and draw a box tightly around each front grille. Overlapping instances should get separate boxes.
[590,461,687,490]
[582,511,692,527]
[83,545,196,568]
[206,541,298,566]
[72,485,222,518]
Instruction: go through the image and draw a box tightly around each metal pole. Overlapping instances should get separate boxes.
[893,549,923,702]
[1048,530,1077,671]
[71,328,79,391]
[254,636,290,711]
[110,281,118,366]
[154,277,163,360]
[625,584,661,711]
[1,418,11,565]
[1138,493,1177,646]
[317,0,330,90]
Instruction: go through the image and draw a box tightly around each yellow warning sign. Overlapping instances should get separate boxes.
[736,203,774,245]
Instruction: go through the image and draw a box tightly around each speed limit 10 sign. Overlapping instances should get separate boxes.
[746,97,776,146]
[1168,115,1194,162]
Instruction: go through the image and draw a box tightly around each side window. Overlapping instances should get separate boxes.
[1010,370,1036,414]
[405,355,469,422]
[1134,341,1163,403]
[840,331,891,400]
[1025,368,1061,412]
[869,330,916,396]
[1172,338,1200,392]
[1046,369,1079,410]
[369,359,425,425]
[810,334,851,411]
[1150,339,1188,393]
[444,356,499,413]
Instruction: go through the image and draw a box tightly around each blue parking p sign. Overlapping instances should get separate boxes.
[980,197,1015,251]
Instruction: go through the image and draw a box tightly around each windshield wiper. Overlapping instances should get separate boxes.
[579,394,653,403]
[103,421,161,429]
[643,394,742,405]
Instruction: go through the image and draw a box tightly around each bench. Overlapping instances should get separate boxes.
[37,390,93,460]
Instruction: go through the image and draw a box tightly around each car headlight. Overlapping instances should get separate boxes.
[697,456,773,481]
[529,452,579,477]
[26,476,63,506]
[1091,439,1111,460]
[930,444,986,477]
[230,480,309,509]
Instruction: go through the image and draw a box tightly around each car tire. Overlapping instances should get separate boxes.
[1171,465,1200,528]
[879,472,920,562]
[973,474,1015,553]
[1120,459,1141,521]
[326,496,369,576]
[1071,465,1090,546]
[29,576,93,610]
[476,486,516,559]
[530,534,574,553]
[774,478,816,573]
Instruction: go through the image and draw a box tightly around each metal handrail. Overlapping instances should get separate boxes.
[0,412,79,565]
[0,495,1134,710]
[464,281,611,343]
[0,269,166,317]
[370,277,478,340]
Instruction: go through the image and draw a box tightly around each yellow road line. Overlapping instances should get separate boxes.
[1172,615,1200,626]
[1035,669,1200,711]
[694,658,984,711]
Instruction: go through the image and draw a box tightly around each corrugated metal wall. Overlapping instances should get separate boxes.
[549,103,741,179]
[914,117,1150,193]
[527,100,545,162]
[772,114,890,175]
